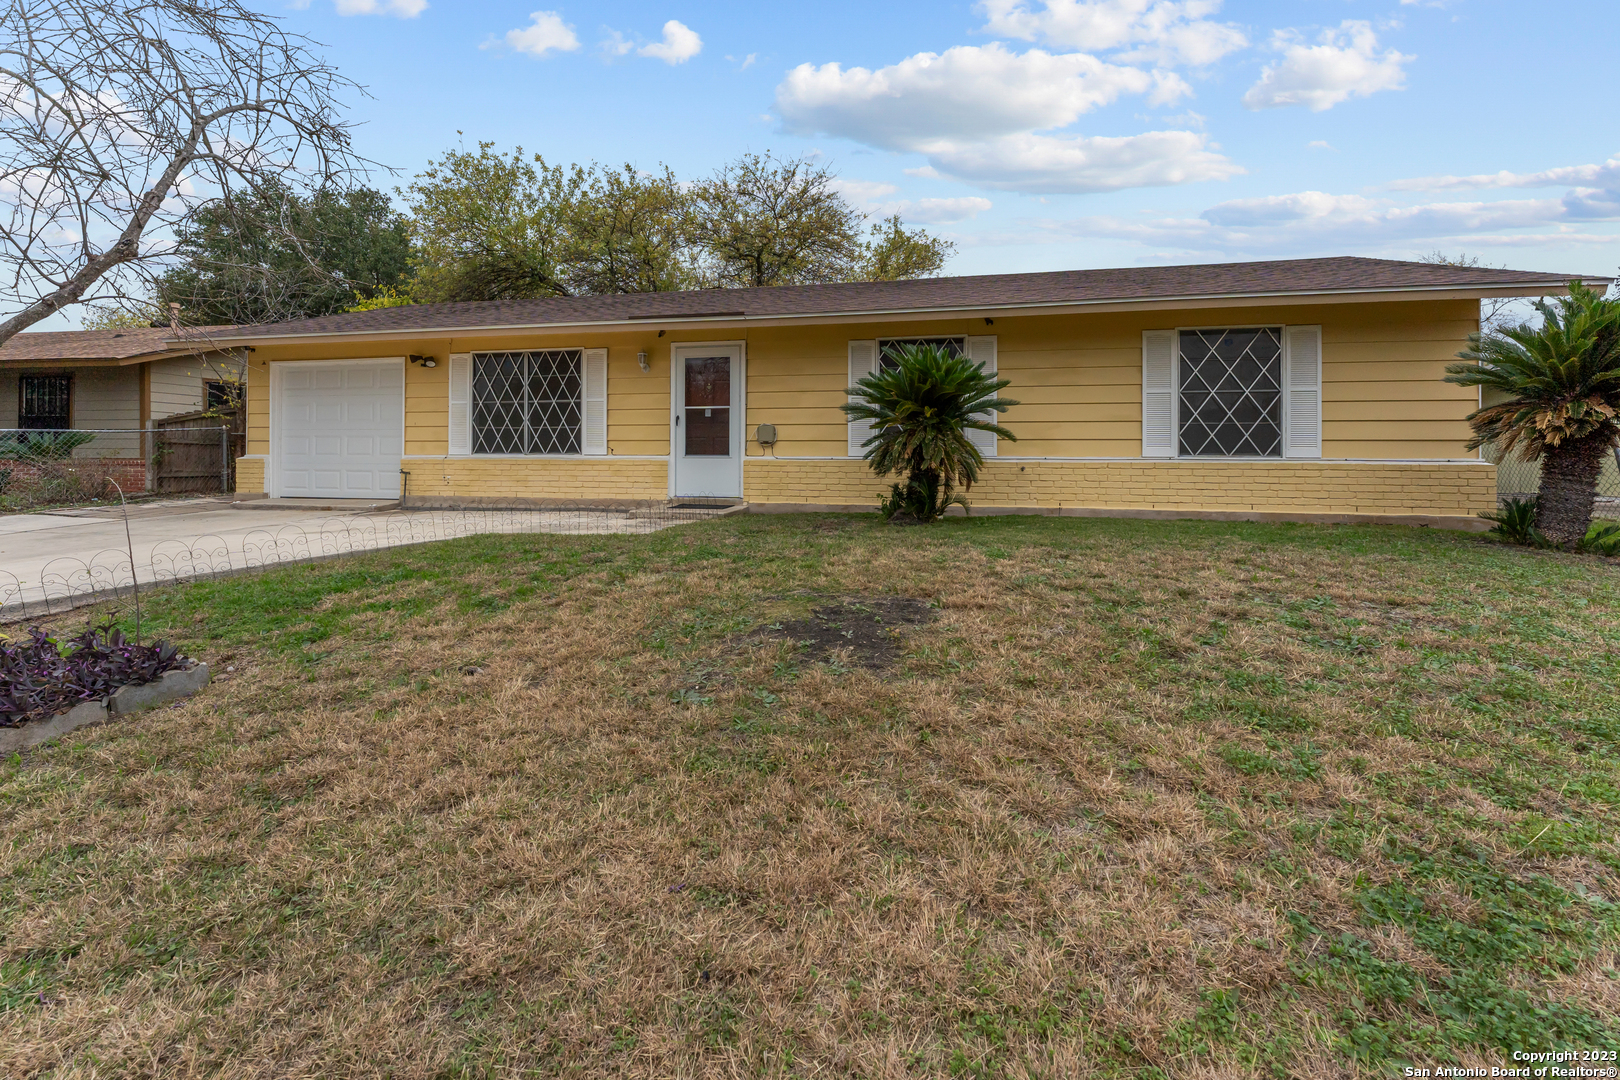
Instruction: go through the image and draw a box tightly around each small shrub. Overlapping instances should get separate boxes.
[0,624,183,725]
[1479,497,1549,547]
[0,429,97,460]
[1577,521,1620,557]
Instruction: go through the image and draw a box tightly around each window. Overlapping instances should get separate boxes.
[1177,328,1283,457]
[471,350,583,455]
[682,356,731,456]
[19,374,70,430]
[205,381,239,410]
[878,336,964,370]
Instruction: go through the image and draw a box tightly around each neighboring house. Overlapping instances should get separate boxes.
[212,256,1611,527]
[0,326,242,489]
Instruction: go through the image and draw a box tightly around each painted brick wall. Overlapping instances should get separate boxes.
[401,457,668,505]
[743,458,1497,517]
[235,456,264,494]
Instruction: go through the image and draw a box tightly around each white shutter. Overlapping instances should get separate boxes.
[965,335,999,458]
[1285,325,1322,458]
[582,347,608,455]
[448,353,472,456]
[1142,330,1176,458]
[848,340,878,456]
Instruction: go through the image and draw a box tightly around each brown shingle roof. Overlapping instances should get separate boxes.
[202,256,1608,342]
[0,325,235,362]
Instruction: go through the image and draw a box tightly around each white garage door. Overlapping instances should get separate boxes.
[274,360,404,498]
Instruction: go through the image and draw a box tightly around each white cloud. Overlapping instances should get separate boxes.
[899,196,996,223]
[489,11,581,57]
[1243,21,1412,112]
[832,178,900,203]
[778,44,1162,146]
[833,179,995,223]
[924,130,1241,193]
[904,165,942,179]
[1038,184,1620,257]
[978,0,1247,67]
[1389,156,1620,191]
[1307,140,1334,150]
[775,42,1236,193]
[333,0,427,15]
[725,53,758,70]
[639,20,702,64]
[600,30,635,59]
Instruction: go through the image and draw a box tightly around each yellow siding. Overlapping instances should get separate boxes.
[744,458,1496,519]
[239,297,1485,516]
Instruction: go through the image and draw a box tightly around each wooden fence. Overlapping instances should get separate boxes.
[152,409,243,494]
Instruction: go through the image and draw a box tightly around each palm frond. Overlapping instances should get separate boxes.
[1444,281,1620,455]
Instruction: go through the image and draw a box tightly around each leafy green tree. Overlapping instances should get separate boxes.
[843,343,1018,523]
[858,214,955,282]
[156,182,411,324]
[403,142,585,302]
[566,164,700,294]
[1446,282,1620,545]
[687,152,869,288]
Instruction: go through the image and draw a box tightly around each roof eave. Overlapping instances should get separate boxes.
[192,277,1611,347]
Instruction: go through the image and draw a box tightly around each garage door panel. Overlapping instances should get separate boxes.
[275,360,403,498]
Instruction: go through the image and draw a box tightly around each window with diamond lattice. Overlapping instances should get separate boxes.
[472,351,583,455]
[1178,328,1283,457]
[878,337,964,371]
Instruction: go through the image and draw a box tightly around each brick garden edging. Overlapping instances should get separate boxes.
[0,663,210,755]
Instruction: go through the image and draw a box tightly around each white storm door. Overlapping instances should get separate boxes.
[671,345,743,498]
[274,359,405,498]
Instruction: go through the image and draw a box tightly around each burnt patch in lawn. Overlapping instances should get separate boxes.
[754,595,934,669]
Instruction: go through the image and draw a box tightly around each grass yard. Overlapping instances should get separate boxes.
[2,513,1618,1078]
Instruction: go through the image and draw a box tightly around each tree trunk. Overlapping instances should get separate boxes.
[1536,433,1612,545]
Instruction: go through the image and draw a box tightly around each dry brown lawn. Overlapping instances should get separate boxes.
[2,513,1617,1078]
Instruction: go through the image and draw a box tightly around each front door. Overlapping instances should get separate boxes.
[671,345,743,498]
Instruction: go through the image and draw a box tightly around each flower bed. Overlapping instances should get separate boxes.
[0,626,183,727]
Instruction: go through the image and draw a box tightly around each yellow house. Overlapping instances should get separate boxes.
[216,256,1610,528]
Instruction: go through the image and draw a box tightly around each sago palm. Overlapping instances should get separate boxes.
[1445,282,1620,545]
[843,342,1017,521]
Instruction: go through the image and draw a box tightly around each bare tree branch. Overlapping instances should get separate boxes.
[0,0,370,345]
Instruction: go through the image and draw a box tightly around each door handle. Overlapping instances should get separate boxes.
[675,415,680,426]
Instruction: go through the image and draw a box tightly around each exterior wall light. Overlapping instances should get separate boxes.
[637,351,650,373]
[409,354,437,368]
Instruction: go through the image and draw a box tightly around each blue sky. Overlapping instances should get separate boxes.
[97,0,1620,328]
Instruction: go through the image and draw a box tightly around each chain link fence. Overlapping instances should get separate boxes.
[1486,442,1620,515]
[0,427,232,511]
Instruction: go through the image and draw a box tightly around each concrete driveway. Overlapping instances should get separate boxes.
[0,498,401,611]
[1,496,705,616]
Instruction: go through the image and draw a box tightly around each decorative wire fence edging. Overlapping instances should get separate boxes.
[1487,443,1620,513]
[0,501,739,623]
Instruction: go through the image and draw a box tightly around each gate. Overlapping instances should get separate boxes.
[153,409,243,494]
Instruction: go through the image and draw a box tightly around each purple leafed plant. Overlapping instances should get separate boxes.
[0,625,182,727]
